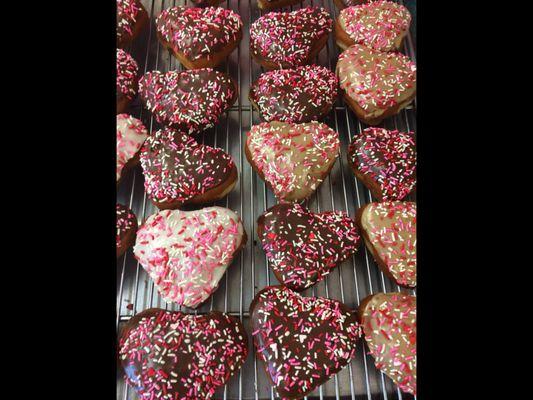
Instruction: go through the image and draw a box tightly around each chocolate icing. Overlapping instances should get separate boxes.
[139,69,237,134]
[119,308,248,400]
[360,293,416,395]
[250,286,361,398]
[117,0,141,45]
[140,127,235,205]
[116,203,137,251]
[249,65,338,123]
[257,203,361,290]
[117,49,138,103]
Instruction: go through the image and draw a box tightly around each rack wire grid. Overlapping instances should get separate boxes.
[116,0,417,398]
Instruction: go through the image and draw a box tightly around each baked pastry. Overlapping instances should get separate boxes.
[116,0,148,48]
[347,127,416,201]
[257,203,361,290]
[156,6,243,69]
[140,127,237,210]
[119,308,248,400]
[190,0,225,6]
[245,121,339,202]
[356,201,416,288]
[250,286,361,399]
[333,0,369,10]
[249,65,338,123]
[139,69,237,134]
[336,44,416,125]
[250,7,333,70]
[335,1,411,52]
[116,114,148,184]
[133,207,246,308]
[117,49,139,114]
[359,292,416,395]
[117,203,137,258]
[256,0,301,11]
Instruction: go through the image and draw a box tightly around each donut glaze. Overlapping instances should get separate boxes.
[116,114,148,182]
[156,7,242,62]
[249,65,338,123]
[348,127,416,201]
[246,121,339,202]
[140,127,236,208]
[257,203,361,290]
[117,203,137,258]
[250,286,361,398]
[119,308,248,400]
[250,7,332,69]
[357,201,416,288]
[336,44,416,123]
[338,1,411,52]
[359,292,416,394]
[117,48,138,103]
[133,207,245,308]
[139,69,237,134]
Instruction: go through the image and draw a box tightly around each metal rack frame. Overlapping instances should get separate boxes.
[116,0,417,398]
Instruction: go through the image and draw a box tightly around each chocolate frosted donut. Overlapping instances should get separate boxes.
[250,286,362,399]
[359,292,416,395]
[117,49,139,114]
[156,6,243,69]
[249,65,338,123]
[347,127,416,201]
[119,308,248,400]
[190,0,225,6]
[134,207,246,308]
[139,68,237,134]
[336,44,416,125]
[257,203,361,290]
[140,127,237,210]
[245,121,340,202]
[116,114,148,184]
[116,0,148,48]
[336,1,412,52]
[117,203,137,258]
[333,0,369,10]
[356,201,416,288]
[256,0,301,11]
[250,7,333,70]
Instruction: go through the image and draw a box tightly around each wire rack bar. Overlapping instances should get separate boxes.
[116,0,417,398]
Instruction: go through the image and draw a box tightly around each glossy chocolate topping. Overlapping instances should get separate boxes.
[249,65,338,123]
[117,203,137,249]
[117,49,138,102]
[156,6,242,61]
[360,293,416,395]
[257,203,361,290]
[250,286,361,398]
[119,308,248,400]
[139,68,237,134]
[336,44,416,119]
[117,0,141,44]
[140,127,235,205]
[348,127,416,201]
[250,7,333,68]
[359,201,416,287]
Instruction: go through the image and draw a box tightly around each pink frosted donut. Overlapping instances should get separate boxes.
[116,114,148,182]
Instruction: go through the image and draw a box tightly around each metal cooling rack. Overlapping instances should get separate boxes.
[116,0,417,398]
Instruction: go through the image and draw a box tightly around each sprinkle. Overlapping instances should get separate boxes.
[117,48,139,100]
[116,0,141,43]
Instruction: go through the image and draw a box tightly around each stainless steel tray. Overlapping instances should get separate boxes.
[116,0,417,398]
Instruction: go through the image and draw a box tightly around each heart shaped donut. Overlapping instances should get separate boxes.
[245,121,340,202]
[335,1,412,52]
[117,0,148,48]
[117,49,139,114]
[117,114,148,184]
[348,127,416,201]
[250,7,333,70]
[156,6,243,69]
[257,203,361,291]
[117,203,137,258]
[139,69,237,134]
[119,308,248,400]
[333,0,369,10]
[336,44,416,125]
[140,127,237,210]
[133,207,246,308]
[249,65,338,123]
[356,201,416,287]
[190,0,225,7]
[359,292,416,395]
[257,0,301,11]
[250,286,362,399]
